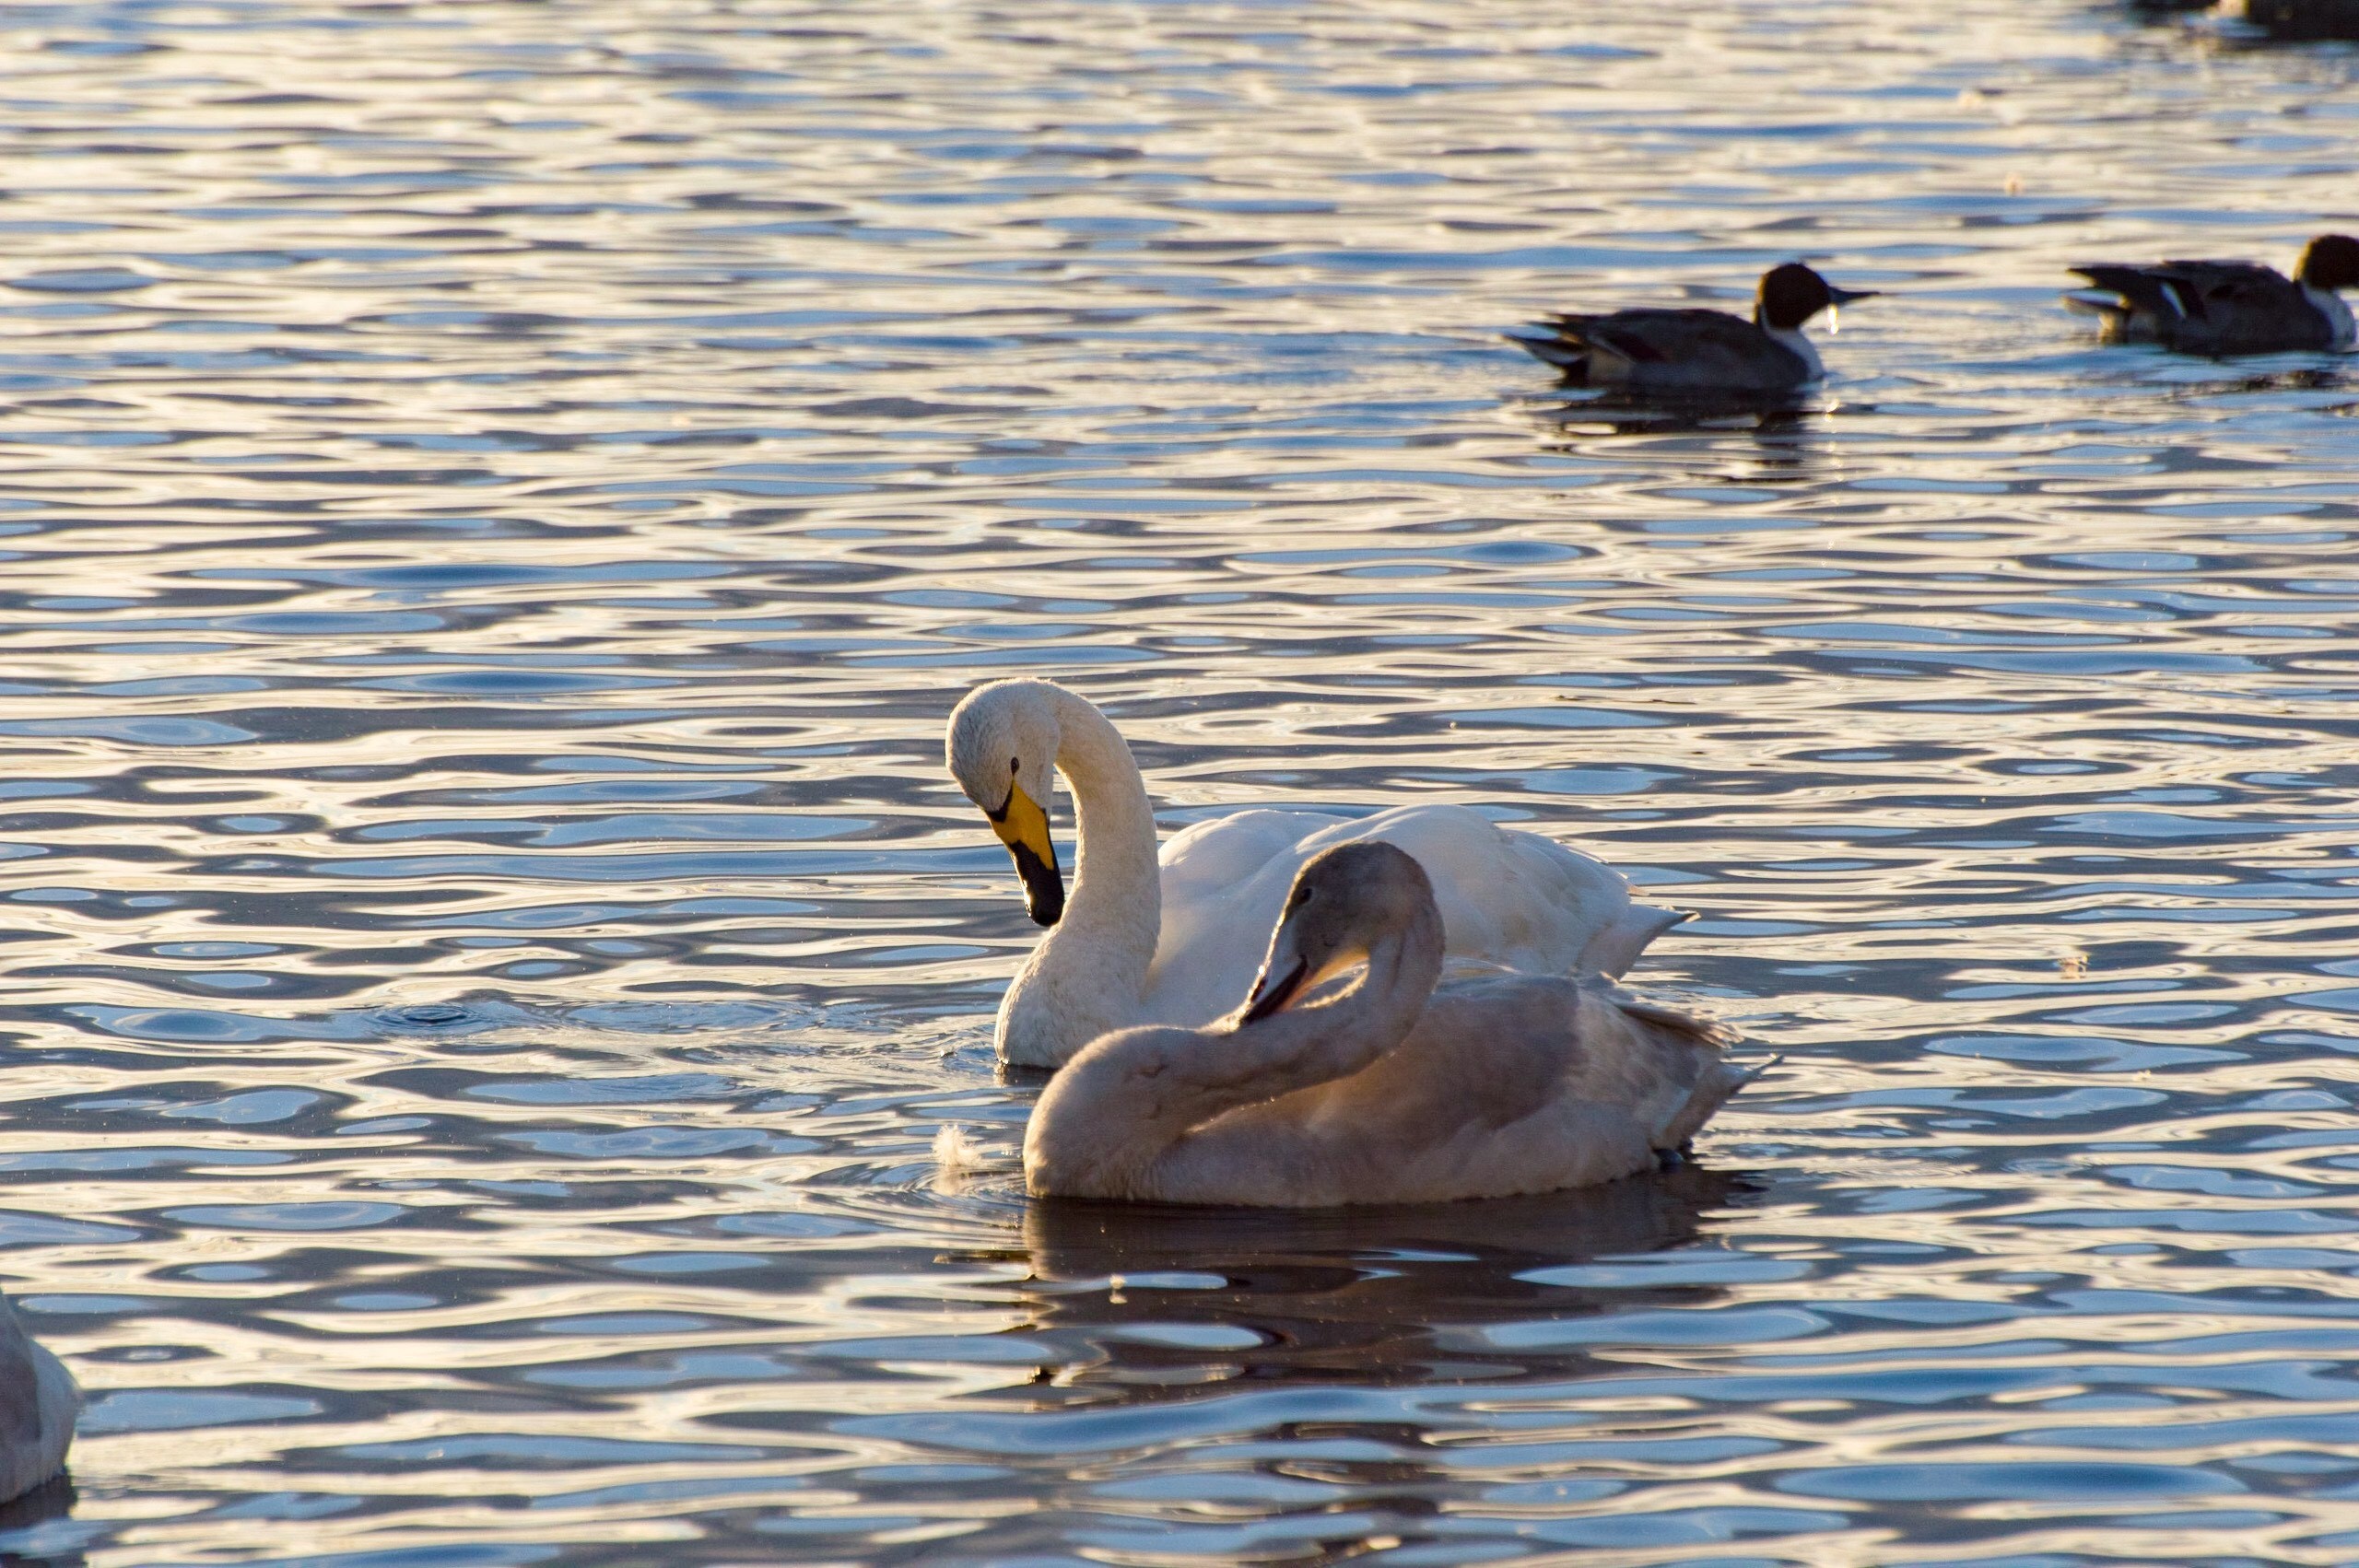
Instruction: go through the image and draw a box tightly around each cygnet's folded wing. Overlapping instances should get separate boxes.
[1599,986,1754,1150]
[1298,973,1754,1200]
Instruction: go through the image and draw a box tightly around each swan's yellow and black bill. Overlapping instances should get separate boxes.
[1242,957,1308,1024]
[986,782,1063,927]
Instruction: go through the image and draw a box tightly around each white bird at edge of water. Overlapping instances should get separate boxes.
[0,1288,77,1504]
[1025,840,1758,1207]
[945,679,1684,1070]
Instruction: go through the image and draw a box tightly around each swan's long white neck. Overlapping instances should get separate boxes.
[1046,685,1159,948]
[997,687,1162,1066]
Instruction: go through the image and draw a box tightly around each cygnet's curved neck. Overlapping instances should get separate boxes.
[1029,898,1444,1199]
[1044,685,1161,971]
[1220,903,1446,1110]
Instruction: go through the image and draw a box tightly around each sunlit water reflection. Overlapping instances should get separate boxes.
[3,1,2359,1563]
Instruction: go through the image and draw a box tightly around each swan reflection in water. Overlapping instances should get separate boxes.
[1013,1164,1754,1396]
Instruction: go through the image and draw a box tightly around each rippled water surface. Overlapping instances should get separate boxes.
[6,1,2359,1563]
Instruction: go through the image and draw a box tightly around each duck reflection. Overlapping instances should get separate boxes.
[1015,1164,1750,1397]
[1529,396,1825,481]
[1541,393,1817,439]
[2144,364,2359,422]
[2158,366,2353,399]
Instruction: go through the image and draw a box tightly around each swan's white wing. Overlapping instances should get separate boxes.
[1144,809,1349,1024]
[1141,802,1680,1033]
[1307,805,1680,977]
[1156,809,1346,910]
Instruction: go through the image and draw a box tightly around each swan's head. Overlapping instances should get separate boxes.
[946,680,1065,927]
[1242,841,1435,1022]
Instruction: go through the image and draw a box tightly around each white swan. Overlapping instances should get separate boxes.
[1027,841,1752,1206]
[946,679,1682,1068]
[0,1290,77,1504]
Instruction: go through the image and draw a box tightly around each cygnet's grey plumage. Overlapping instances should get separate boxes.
[1027,841,1756,1207]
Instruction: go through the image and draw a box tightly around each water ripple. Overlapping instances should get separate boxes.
[2,1,2359,1564]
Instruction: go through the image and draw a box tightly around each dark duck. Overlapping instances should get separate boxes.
[1512,263,1876,394]
[2068,234,2359,356]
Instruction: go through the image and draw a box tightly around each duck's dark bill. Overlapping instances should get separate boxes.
[1242,958,1309,1023]
[1010,839,1065,927]
[1828,287,1881,305]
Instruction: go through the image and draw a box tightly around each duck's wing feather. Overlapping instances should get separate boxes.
[1516,308,1713,378]
[1508,328,1592,371]
[1522,308,1802,390]
[2154,259,2294,294]
[1553,308,1748,361]
[2070,262,2210,324]
[2173,263,2334,350]
[2071,259,2283,309]
[2070,260,2327,351]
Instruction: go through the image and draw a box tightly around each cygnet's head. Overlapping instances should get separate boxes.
[946,680,1065,926]
[1241,840,1436,1022]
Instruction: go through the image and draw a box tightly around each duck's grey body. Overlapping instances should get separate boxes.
[1513,263,1872,395]
[2069,236,2359,356]
[1520,307,1820,393]
[0,1292,77,1504]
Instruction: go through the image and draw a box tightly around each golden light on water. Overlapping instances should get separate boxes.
[0,0,2357,1562]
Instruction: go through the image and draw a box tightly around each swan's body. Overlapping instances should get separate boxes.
[0,1292,77,1504]
[1027,842,1752,1207]
[946,681,1682,1069]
